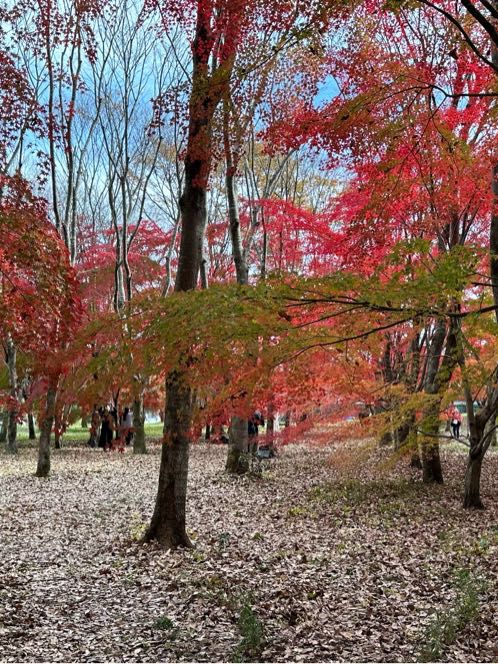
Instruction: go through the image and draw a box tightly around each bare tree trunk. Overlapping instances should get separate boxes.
[0,411,8,442]
[143,370,193,547]
[133,396,146,454]
[266,407,275,444]
[462,29,498,508]
[36,381,58,478]
[410,449,423,469]
[226,416,249,474]
[462,402,497,509]
[464,453,484,509]
[144,3,235,547]
[419,318,458,484]
[5,337,18,454]
[54,408,63,449]
[224,119,250,473]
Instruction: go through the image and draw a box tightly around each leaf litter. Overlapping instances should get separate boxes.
[0,441,498,662]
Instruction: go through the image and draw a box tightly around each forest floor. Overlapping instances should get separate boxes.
[1,438,498,663]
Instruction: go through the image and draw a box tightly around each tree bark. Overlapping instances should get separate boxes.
[419,318,458,483]
[36,381,58,478]
[224,112,250,473]
[463,453,484,509]
[143,371,193,547]
[266,407,275,445]
[225,416,249,474]
[145,5,228,547]
[28,413,36,440]
[133,396,147,454]
[462,27,498,507]
[54,409,63,449]
[5,337,18,454]
[0,411,7,442]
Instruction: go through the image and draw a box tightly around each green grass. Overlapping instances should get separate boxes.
[233,598,265,662]
[418,568,486,662]
[11,420,164,444]
[154,616,176,631]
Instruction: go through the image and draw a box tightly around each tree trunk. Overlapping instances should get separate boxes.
[81,413,89,428]
[205,423,211,441]
[145,4,234,547]
[463,453,484,509]
[0,410,7,442]
[54,410,62,449]
[410,451,423,469]
[420,398,444,483]
[462,393,497,509]
[7,410,17,454]
[421,441,443,483]
[36,382,58,478]
[28,412,36,439]
[224,126,250,473]
[133,396,147,454]
[6,337,18,454]
[394,412,414,450]
[420,319,458,483]
[143,371,193,548]
[266,407,275,445]
[420,321,446,482]
[225,416,249,474]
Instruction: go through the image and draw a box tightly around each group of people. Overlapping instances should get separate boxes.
[88,405,134,452]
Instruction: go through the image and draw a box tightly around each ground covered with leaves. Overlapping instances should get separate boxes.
[1,439,498,662]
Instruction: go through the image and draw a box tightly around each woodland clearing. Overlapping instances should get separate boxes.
[1,440,498,663]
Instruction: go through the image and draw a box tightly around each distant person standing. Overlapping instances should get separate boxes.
[450,405,462,439]
[121,406,133,446]
[99,407,114,451]
[248,411,264,455]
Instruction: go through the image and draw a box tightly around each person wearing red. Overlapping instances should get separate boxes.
[450,405,462,439]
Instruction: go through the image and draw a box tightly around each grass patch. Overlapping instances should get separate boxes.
[129,513,147,541]
[233,598,265,662]
[154,615,176,630]
[309,478,423,508]
[10,419,164,445]
[418,568,486,662]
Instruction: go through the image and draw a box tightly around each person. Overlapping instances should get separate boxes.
[121,406,134,446]
[248,411,264,455]
[99,407,114,451]
[450,405,462,439]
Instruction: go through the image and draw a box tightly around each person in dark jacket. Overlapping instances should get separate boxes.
[99,407,114,451]
[248,411,264,454]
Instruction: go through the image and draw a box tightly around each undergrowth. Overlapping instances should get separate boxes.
[233,597,265,662]
[418,568,486,662]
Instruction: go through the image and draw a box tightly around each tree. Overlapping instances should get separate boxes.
[0,175,80,473]
[142,0,338,547]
